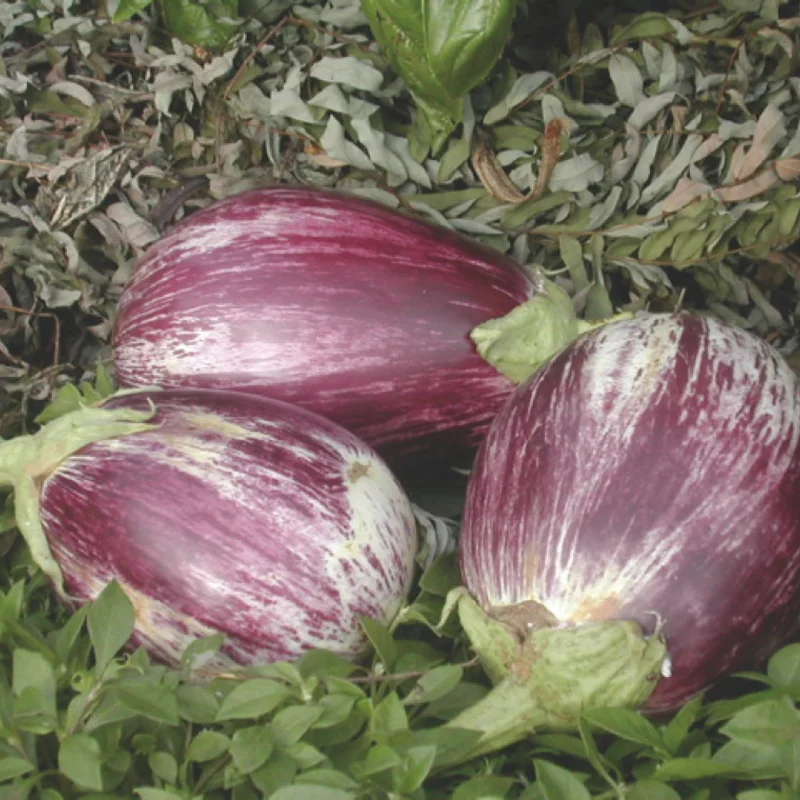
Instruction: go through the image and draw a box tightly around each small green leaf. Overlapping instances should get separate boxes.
[161,0,241,48]
[117,683,180,726]
[111,0,152,23]
[360,616,397,669]
[0,756,34,782]
[12,648,57,720]
[452,775,517,800]
[148,751,178,784]
[230,724,274,774]
[418,553,461,597]
[358,744,402,776]
[186,730,231,762]
[294,768,360,790]
[654,758,751,781]
[251,755,298,796]
[767,644,800,695]
[135,790,185,800]
[180,633,225,674]
[176,684,220,724]
[535,759,591,800]
[59,733,105,792]
[371,693,409,740]
[397,744,437,792]
[215,679,290,722]
[720,699,800,747]
[270,788,356,800]
[297,649,357,680]
[404,664,463,706]
[627,781,682,800]
[582,707,665,753]
[87,580,135,675]
[612,12,677,44]
[661,694,703,754]
[35,383,84,424]
[272,705,324,747]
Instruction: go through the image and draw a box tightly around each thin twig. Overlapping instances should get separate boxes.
[348,656,480,685]
[0,304,62,367]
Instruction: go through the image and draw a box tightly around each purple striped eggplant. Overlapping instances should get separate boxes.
[0,388,417,670]
[111,186,563,470]
[448,311,800,751]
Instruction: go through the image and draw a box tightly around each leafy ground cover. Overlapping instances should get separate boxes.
[1,0,799,796]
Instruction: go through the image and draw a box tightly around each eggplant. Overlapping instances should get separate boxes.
[453,310,800,749]
[0,388,417,670]
[112,186,593,470]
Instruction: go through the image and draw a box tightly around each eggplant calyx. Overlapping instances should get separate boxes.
[0,400,159,594]
[435,590,667,769]
[470,276,634,384]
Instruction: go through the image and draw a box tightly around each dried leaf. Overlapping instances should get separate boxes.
[774,158,800,181]
[471,137,526,203]
[715,172,780,203]
[661,177,711,214]
[734,105,787,180]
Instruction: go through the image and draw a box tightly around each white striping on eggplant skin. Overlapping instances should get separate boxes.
[39,389,417,668]
[113,186,537,469]
[460,312,800,711]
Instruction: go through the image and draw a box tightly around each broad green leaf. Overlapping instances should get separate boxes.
[161,0,241,48]
[270,788,356,800]
[534,759,591,800]
[34,383,84,424]
[148,751,178,784]
[720,699,800,746]
[297,649,358,680]
[360,615,397,669]
[0,756,34,782]
[186,730,231,762]
[251,756,298,796]
[662,694,704,755]
[654,757,751,781]
[397,744,437,792]
[111,0,153,23]
[714,739,785,779]
[12,648,57,720]
[179,633,225,674]
[87,580,135,675]
[176,684,220,724]
[404,664,463,705]
[452,775,517,800]
[612,12,676,43]
[358,744,402,776]
[215,679,290,722]
[272,705,324,747]
[628,781,682,800]
[418,553,461,597]
[59,733,104,791]
[230,724,274,774]
[294,768,360,790]
[371,693,409,739]
[767,644,800,695]
[360,0,519,151]
[117,683,180,726]
[582,707,665,753]
[135,790,184,800]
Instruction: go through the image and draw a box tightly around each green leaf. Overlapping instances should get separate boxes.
[418,553,461,597]
[161,0,241,48]
[360,0,519,151]
[720,699,800,746]
[251,755,298,796]
[0,756,34,782]
[627,781,682,800]
[186,730,231,762]
[34,383,84,424]
[270,788,356,800]
[111,0,153,23]
[12,648,57,720]
[452,775,517,800]
[767,644,800,695]
[215,679,290,722]
[358,744,402,776]
[360,615,397,670]
[582,707,665,753]
[176,684,220,724]
[661,694,703,755]
[135,790,185,800]
[371,693,409,740]
[87,580,135,675]
[297,649,358,680]
[272,705,324,747]
[59,733,104,792]
[148,751,178,784]
[654,757,751,781]
[180,633,225,674]
[294,768,360,790]
[230,724,274,774]
[117,683,180,726]
[612,12,678,44]
[534,759,591,800]
[397,744,437,792]
[404,664,463,706]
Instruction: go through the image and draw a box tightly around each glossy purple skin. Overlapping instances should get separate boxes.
[112,187,536,469]
[460,312,800,712]
[39,389,417,670]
